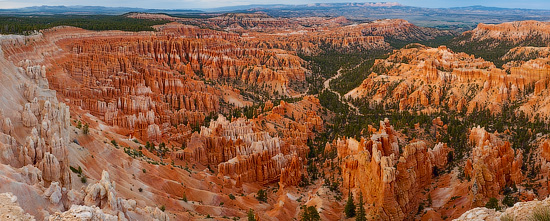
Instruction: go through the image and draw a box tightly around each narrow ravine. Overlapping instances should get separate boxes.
[322,63,363,116]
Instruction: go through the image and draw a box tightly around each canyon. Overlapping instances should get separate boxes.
[0,11,550,221]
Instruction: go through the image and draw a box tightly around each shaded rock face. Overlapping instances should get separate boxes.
[0,20,443,152]
[536,139,550,185]
[465,126,523,206]
[242,25,389,55]
[0,22,330,220]
[444,21,550,120]
[166,96,321,192]
[332,119,450,220]
[0,31,173,220]
[346,20,550,123]
[0,36,72,189]
[170,95,322,188]
[43,170,170,221]
[502,46,550,63]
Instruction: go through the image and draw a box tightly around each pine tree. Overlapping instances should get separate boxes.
[301,205,320,221]
[356,193,366,221]
[82,123,89,135]
[247,209,256,221]
[485,197,500,210]
[344,192,356,218]
[256,189,268,203]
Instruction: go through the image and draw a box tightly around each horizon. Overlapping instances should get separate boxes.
[0,1,549,11]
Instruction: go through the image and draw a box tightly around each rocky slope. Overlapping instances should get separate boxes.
[0,21,331,220]
[456,196,550,221]
[346,44,550,118]
[343,30,550,217]
[359,19,453,42]
[3,16,550,220]
[449,20,550,67]
[0,31,176,219]
[130,13,452,55]
[0,193,35,220]
[456,20,550,45]
[6,23,312,145]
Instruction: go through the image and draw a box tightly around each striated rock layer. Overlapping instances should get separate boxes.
[330,119,450,220]
[346,44,550,117]
[457,20,550,45]
[0,33,73,201]
[465,126,523,206]
[0,30,175,220]
[0,23,314,144]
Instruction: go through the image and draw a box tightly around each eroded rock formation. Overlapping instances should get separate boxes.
[346,45,543,115]
[174,115,308,186]
[458,20,550,45]
[331,119,450,220]
[465,126,523,206]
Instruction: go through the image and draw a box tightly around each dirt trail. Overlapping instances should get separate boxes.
[322,63,364,115]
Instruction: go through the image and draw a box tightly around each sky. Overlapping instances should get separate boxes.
[0,0,549,10]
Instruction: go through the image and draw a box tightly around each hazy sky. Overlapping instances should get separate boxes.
[0,0,549,10]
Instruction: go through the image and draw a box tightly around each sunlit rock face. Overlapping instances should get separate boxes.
[27,24,311,144]
[345,44,550,118]
[459,20,550,44]
[465,126,523,206]
[457,196,550,221]
[331,119,450,220]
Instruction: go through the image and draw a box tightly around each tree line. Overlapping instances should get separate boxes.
[0,15,168,35]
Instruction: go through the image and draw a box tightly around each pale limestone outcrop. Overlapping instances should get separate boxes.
[147,124,162,144]
[0,192,35,221]
[454,207,501,221]
[48,205,120,221]
[22,103,38,127]
[78,171,169,220]
[0,28,181,221]
[0,111,14,135]
[0,132,19,167]
[455,197,550,221]
[66,189,84,206]
[139,206,170,221]
[38,152,61,186]
[44,182,62,204]
[18,165,42,185]
[83,171,119,211]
